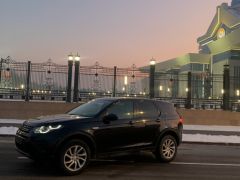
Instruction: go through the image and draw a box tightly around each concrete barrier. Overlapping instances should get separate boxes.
[0,101,80,119]
[178,109,240,126]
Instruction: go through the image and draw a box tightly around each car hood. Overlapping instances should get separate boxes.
[24,114,90,126]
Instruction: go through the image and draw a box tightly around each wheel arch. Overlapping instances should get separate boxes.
[156,129,180,146]
[55,133,97,158]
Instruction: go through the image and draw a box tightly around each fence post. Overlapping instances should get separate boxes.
[66,60,73,103]
[0,58,3,84]
[25,61,31,102]
[186,72,192,109]
[149,61,155,99]
[113,66,117,97]
[223,64,230,110]
[73,60,80,102]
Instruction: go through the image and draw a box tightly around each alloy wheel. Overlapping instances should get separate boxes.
[161,138,176,160]
[63,145,87,172]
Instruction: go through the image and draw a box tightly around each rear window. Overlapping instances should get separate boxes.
[155,101,179,120]
[134,99,159,118]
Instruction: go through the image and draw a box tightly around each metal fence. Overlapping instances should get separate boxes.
[153,71,240,111]
[0,57,27,100]
[0,56,239,111]
[0,57,149,102]
[77,63,149,100]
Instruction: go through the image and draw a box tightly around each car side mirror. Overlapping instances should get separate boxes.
[103,113,118,124]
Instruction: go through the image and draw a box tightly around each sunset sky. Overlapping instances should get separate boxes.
[0,0,232,67]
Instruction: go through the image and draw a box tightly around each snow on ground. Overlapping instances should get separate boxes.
[0,119,240,132]
[0,126,240,144]
[0,127,18,135]
[0,119,25,124]
[1,119,240,144]
[184,125,240,132]
[183,134,240,144]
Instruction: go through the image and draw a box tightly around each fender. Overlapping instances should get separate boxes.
[154,128,180,147]
[54,131,97,157]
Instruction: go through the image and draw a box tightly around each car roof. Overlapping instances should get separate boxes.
[94,97,171,104]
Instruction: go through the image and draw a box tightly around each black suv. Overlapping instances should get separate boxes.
[15,98,183,175]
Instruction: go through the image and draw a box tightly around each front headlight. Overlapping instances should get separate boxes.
[34,125,62,134]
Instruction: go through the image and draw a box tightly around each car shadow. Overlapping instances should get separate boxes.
[12,151,161,177]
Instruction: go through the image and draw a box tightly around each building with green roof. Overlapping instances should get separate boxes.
[150,0,240,100]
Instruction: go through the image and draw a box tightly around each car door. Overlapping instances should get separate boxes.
[94,99,135,153]
[133,99,161,147]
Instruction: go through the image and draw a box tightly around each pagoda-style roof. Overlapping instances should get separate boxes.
[198,3,240,45]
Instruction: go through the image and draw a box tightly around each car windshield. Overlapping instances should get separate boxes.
[68,99,112,117]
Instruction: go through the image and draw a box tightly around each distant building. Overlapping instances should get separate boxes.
[148,0,240,99]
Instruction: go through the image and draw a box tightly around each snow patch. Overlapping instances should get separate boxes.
[0,127,18,135]
[184,125,240,132]
[0,119,25,124]
[183,134,240,144]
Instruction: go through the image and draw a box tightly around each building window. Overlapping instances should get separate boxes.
[191,63,204,71]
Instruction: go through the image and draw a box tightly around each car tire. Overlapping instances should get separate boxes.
[155,135,177,162]
[58,139,90,175]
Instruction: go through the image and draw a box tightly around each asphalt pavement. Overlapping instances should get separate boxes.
[0,137,240,180]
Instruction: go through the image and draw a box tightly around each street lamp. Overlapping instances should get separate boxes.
[68,54,74,61]
[75,54,80,61]
[150,58,156,65]
[0,58,3,85]
[186,72,192,109]
[73,54,80,102]
[66,53,80,103]
[149,58,156,98]
[66,54,74,102]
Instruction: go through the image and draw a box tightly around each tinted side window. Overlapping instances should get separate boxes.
[135,100,159,118]
[106,100,133,120]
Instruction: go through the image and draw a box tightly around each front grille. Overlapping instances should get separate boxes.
[17,123,33,139]
[21,123,32,133]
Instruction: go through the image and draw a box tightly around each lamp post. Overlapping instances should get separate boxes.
[223,64,230,110]
[149,58,156,99]
[113,66,117,97]
[0,58,3,85]
[73,54,80,102]
[186,71,192,109]
[66,54,74,103]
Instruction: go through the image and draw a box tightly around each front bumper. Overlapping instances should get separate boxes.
[15,126,62,159]
[15,134,55,159]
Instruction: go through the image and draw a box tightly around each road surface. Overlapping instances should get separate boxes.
[0,137,240,180]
